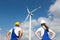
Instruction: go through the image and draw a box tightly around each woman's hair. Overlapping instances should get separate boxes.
[41,23,49,32]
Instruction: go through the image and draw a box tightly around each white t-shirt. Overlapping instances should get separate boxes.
[9,26,22,36]
[36,26,53,37]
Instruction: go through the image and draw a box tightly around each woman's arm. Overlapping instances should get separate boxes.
[49,29,56,40]
[35,30,42,40]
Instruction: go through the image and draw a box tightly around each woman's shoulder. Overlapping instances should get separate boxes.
[49,28,54,32]
[37,27,44,31]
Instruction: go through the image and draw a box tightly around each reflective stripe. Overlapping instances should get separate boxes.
[11,29,19,40]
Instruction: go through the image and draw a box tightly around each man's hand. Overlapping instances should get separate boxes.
[18,38,20,40]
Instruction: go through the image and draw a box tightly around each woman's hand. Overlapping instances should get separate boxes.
[39,38,42,40]
[50,38,53,40]
[40,39,42,40]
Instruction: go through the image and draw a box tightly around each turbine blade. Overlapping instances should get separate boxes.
[27,7,30,13]
[31,7,41,13]
[24,14,29,22]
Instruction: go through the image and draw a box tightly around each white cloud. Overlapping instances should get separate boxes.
[31,19,38,26]
[48,0,60,40]
[0,28,2,31]
[49,0,60,18]
[0,35,7,40]
[48,0,60,33]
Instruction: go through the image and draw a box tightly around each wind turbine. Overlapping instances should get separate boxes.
[24,6,41,40]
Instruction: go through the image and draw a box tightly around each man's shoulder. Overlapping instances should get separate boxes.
[17,27,22,30]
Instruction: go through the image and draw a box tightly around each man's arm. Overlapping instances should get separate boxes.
[6,32,11,40]
[18,30,23,40]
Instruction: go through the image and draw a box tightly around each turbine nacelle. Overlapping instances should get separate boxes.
[29,13,33,16]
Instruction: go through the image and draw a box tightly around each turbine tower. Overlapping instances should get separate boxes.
[24,6,40,40]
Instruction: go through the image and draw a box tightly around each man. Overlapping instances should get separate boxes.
[6,21,23,40]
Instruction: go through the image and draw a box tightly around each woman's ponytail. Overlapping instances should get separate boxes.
[41,23,49,32]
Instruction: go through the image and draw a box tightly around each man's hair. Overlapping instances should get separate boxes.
[15,24,19,27]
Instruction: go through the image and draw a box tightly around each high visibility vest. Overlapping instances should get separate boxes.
[42,28,50,40]
[11,29,19,40]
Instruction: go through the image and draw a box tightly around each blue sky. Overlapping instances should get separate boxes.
[0,0,58,39]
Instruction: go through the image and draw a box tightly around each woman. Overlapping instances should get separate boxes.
[35,20,55,40]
